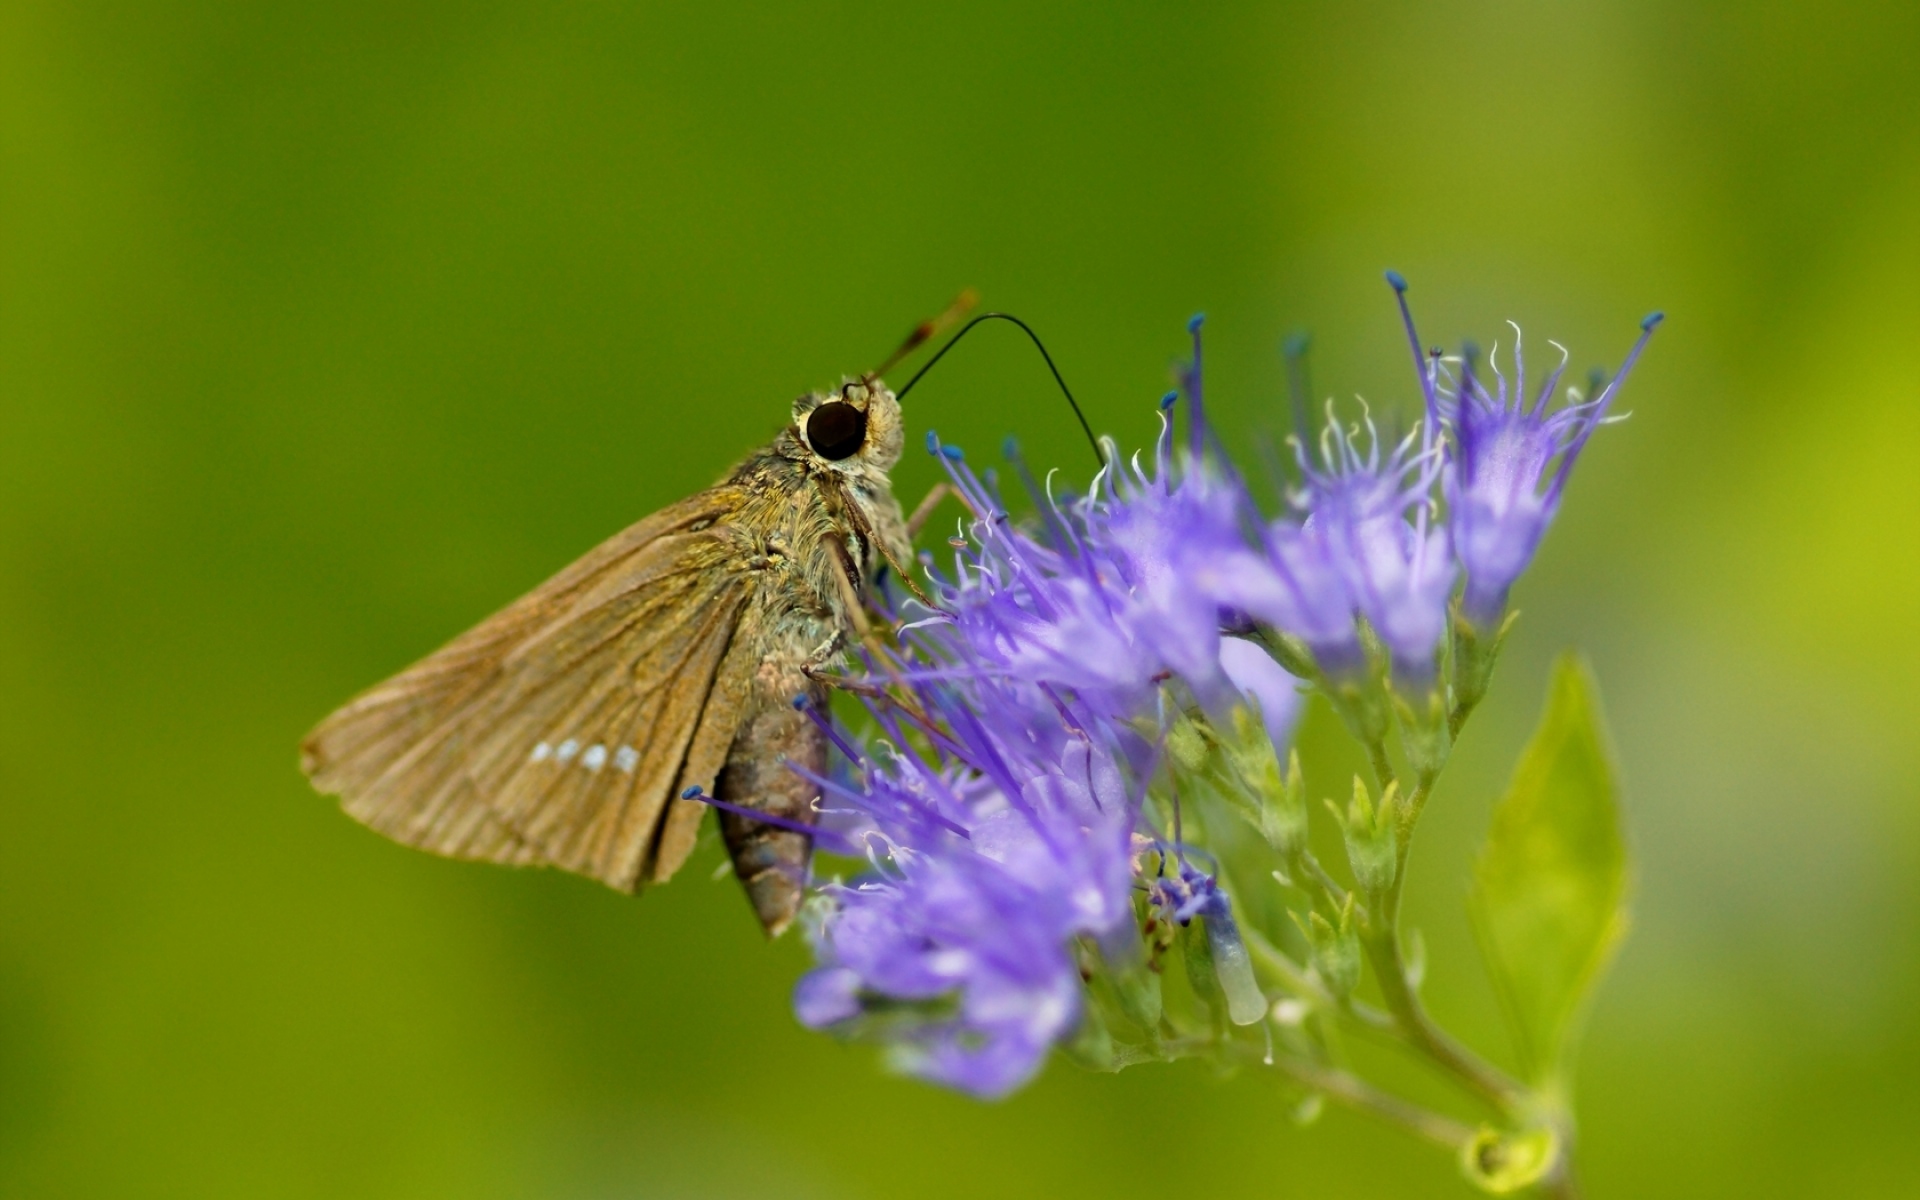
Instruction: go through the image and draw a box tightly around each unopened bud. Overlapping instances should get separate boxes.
[1329,776,1398,894]
[1261,747,1310,857]
[1394,684,1451,780]
[1296,896,1363,998]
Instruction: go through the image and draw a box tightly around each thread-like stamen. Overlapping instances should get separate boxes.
[1548,311,1663,502]
[679,786,853,852]
[1385,271,1440,426]
[1003,438,1072,552]
[793,694,867,765]
[1508,321,1526,411]
[1457,341,1484,484]
[1535,340,1572,417]
[1185,313,1207,460]
[1283,331,1313,444]
[789,764,973,842]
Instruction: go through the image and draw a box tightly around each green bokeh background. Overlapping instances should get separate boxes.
[4,2,1917,1196]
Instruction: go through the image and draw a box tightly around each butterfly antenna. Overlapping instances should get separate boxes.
[868,288,980,380]
[896,312,1104,469]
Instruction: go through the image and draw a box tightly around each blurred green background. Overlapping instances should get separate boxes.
[4,1,1917,1196]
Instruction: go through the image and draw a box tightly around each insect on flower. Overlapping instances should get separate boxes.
[301,275,1662,1178]
[298,295,1113,938]
[787,283,1659,1109]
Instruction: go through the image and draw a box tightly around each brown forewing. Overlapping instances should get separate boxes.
[300,486,756,891]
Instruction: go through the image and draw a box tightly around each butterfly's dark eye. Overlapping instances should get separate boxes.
[807,401,867,461]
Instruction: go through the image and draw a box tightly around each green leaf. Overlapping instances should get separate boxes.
[1469,654,1630,1085]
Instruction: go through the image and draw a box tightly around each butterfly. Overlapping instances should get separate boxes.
[299,297,1100,937]
[298,298,990,936]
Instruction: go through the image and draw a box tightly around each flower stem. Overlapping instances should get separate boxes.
[1395,774,1437,845]
[1359,914,1524,1115]
[1365,737,1398,794]
[1239,923,1394,1035]
[1447,693,1482,740]
[1365,769,1526,1114]
[1294,849,1351,908]
[1264,1055,1476,1152]
[1352,700,1529,1117]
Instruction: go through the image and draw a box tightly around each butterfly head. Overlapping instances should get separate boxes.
[792,378,904,473]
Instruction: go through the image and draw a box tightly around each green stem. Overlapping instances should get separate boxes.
[1265,1055,1477,1152]
[1355,702,1527,1117]
[1240,924,1394,1036]
[1364,735,1398,795]
[1293,849,1351,909]
[1230,647,1583,1191]
[1360,916,1524,1116]
[1240,879,1518,1118]
[1395,775,1437,847]
[1447,693,1482,740]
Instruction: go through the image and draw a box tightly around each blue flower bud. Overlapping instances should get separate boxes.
[1199,890,1268,1026]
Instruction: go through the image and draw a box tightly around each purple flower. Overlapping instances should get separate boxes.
[794,678,1139,1099]
[1199,511,1363,676]
[919,423,1252,718]
[1388,272,1663,627]
[1302,415,1455,685]
[1095,450,1257,710]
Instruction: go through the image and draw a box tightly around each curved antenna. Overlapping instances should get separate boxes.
[895,312,1105,470]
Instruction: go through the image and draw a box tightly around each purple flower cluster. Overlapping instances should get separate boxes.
[792,681,1137,1098]
[917,421,1254,720]
[792,279,1659,1097]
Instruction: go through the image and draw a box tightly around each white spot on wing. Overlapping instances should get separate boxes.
[582,744,607,772]
[614,746,639,773]
[556,739,579,763]
[530,742,552,763]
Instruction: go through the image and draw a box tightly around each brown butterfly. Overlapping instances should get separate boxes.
[300,299,984,937]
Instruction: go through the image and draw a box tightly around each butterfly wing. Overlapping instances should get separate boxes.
[301,486,758,891]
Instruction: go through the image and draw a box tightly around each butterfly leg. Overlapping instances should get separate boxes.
[905,480,960,537]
